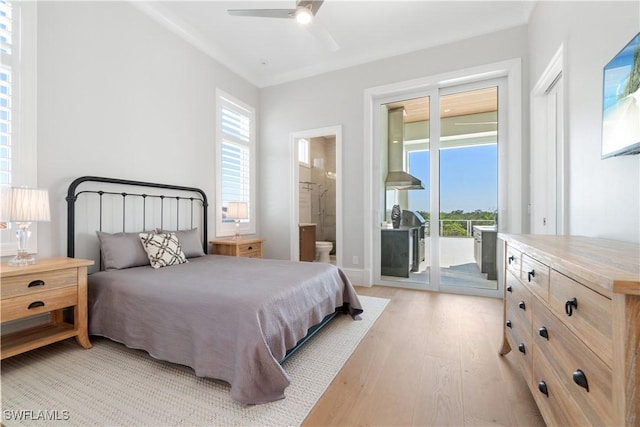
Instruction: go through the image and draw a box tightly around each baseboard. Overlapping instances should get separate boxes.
[341,267,372,287]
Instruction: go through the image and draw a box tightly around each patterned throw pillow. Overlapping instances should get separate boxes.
[139,232,188,269]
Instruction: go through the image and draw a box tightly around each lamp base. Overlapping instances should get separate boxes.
[8,250,36,267]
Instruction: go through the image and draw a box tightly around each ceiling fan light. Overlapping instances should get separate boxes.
[295,6,313,25]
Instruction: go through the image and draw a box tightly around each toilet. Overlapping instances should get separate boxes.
[315,241,333,263]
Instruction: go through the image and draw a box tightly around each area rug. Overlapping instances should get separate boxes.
[1,295,389,427]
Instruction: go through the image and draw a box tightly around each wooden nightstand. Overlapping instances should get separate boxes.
[1,257,94,359]
[210,238,264,258]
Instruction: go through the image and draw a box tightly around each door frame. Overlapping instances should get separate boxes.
[289,125,343,266]
[363,59,523,295]
[530,44,566,235]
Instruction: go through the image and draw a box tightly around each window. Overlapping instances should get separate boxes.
[215,90,256,237]
[0,0,12,187]
[298,138,310,166]
[0,1,38,255]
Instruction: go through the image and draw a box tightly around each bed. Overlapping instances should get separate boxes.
[66,176,362,404]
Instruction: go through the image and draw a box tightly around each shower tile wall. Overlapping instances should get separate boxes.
[299,165,312,224]
[310,137,336,243]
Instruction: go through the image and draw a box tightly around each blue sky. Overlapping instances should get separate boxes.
[408,144,498,213]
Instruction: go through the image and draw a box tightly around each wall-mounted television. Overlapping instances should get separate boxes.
[602,32,640,158]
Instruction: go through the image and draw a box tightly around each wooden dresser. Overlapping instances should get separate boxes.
[1,257,94,359]
[210,237,263,258]
[498,234,639,426]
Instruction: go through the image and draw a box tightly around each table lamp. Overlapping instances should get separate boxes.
[227,201,248,239]
[1,187,50,266]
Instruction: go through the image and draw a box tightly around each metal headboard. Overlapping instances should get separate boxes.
[66,176,208,260]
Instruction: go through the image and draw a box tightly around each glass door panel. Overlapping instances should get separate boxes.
[380,96,430,286]
[439,87,499,291]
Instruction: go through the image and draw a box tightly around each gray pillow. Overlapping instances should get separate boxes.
[156,228,205,258]
[96,231,152,270]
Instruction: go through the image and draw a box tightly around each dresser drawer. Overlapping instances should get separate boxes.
[548,270,613,367]
[505,245,521,277]
[505,314,533,384]
[1,287,78,323]
[533,299,613,425]
[505,271,533,326]
[1,268,78,299]
[521,254,550,300]
[532,345,590,427]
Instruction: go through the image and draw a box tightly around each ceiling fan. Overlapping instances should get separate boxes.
[228,1,339,51]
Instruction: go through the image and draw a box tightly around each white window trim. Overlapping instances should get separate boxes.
[215,89,256,238]
[298,138,310,167]
[1,1,38,257]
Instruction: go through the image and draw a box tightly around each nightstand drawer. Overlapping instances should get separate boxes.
[210,238,264,258]
[1,268,78,298]
[1,287,78,322]
[238,242,261,257]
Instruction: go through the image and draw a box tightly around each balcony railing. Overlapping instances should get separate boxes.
[424,220,496,237]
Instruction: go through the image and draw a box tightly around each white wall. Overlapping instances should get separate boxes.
[36,2,259,258]
[528,1,640,244]
[259,26,529,273]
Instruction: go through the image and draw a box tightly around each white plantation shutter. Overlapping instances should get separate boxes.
[0,67,10,186]
[1,1,38,255]
[220,141,250,222]
[0,0,12,186]
[216,90,256,236]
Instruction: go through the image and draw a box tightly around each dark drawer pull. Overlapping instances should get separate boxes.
[527,270,535,282]
[28,279,45,288]
[538,381,548,397]
[506,320,512,328]
[28,301,45,309]
[572,369,589,392]
[247,246,253,250]
[565,298,578,316]
[506,285,513,293]
[518,343,526,354]
[508,255,515,264]
[538,326,549,340]
[518,301,526,310]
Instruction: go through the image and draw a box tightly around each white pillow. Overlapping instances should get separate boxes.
[139,232,188,269]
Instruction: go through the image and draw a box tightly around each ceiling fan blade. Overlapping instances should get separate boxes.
[228,9,295,19]
[306,19,340,52]
[297,0,324,15]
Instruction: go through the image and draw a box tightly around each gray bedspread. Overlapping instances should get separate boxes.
[88,255,362,404]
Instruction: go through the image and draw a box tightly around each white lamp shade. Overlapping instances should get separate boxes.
[227,201,248,220]
[1,187,51,222]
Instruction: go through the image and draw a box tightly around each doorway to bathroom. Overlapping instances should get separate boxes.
[290,125,342,266]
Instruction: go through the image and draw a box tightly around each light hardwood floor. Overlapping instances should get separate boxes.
[303,286,546,426]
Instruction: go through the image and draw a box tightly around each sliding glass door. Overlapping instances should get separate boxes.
[438,86,499,293]
[379,78,504,297]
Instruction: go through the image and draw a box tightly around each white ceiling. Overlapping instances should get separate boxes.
[132,1,536,88]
